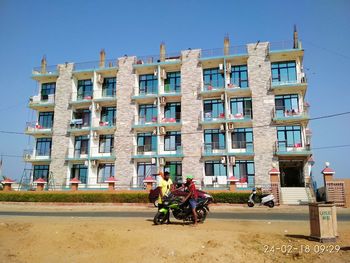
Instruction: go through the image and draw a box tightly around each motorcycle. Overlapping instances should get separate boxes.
[247,188,275,208]
[153,192,213,225]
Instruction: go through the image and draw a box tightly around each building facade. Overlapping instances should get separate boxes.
[25,33,313,201]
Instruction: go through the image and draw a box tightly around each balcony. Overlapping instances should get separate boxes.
[23,149,51,163]
[200,45,248,60]
[227,109,253,125]
[132,145,157,158]
[225,83,251,96]
[65,148,89,161]
[158,144,184,158]
[32,65,59,80]
[199,83,225,97]
[202,143,227,157]
[269,74,307,95]
[228,141,254,156]
[134,52,181,67]
[199,111,226,125]
[25,122,53,136]
[29,94,55,110]
[159,115,181,128]
[69,92,93,106]
[90,147,115,161]
[274,141,312,156]
[131,87,158,101]
[272,107,309,124]
[93,89,116,104]
[67,119,91,134]
[132,115,158,129]
[161,84,181,98]
[92,120,116,133]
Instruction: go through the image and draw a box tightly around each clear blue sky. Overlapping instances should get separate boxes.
[0,0,349,186]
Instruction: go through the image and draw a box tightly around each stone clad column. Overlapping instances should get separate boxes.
[181,49,203,182]
[247,43,277,185]
[115,56,136,189]
[50,63,73,186]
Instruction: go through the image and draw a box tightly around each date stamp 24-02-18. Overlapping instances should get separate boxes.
[263,244,340,254]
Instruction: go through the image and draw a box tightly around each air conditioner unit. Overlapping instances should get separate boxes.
[220,124,225,132]
[221,156,226,165]
[161,69,167,79]
[89,105,93,111]
[229,156,236,165]
[159,158,165,166]
[93,131,98,140]
[152,129,157,135]
[159,126,166,135]
[95,103,101,111]
[220,94,225,101]
[24,154,31,160]
[151,157,156,164]
[91,160,97,167]
[160,96,166,105]
[226,62,232,73]
[84,160,89,166]
[219,63,224,71]
[154,69,158,76]
[97,74,104,84]
[228,123,234,130]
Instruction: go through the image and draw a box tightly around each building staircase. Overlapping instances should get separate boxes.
[281,187,315,205]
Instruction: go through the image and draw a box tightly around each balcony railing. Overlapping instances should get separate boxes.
[274,141,311,154]
[29,94,55,105]
[202,83,225,92]
[66,147,89,160]
[202,142,226,155]
[272,106,309,120]
[32,65,58,75]
[163,84,181,94]
[23,149,51,161]
[68,119,91,130]
[160,114,181,124]
[269,40,301,52]
[231,141,254,153]
[133,86,158,97]
[201,45,248,58]
[133,145,157,156]
[133,115,158,126]
[135,52,181,65]
[70,91,94,102]
[25,121,52,133]
[93,89,116,100]
[162,144,183,155]
[270,72,307,87]
[90,147,115,159]
[228,109,252,121]
[199,111,226,123]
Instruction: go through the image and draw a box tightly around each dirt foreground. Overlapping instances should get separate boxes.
[0,215,349,263]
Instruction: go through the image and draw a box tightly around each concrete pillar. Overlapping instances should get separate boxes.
[41,56,47,74]
[247,42,276,185]
[34,178,47,191]
[105,177,117,191]
[160,43,166,62]
[181,49,203,183]
[228,176,239,192]
[224,35,230,56]
[293,25,299,49]
[70,178,81,191]
[269,167,280,183]
[322,162,335,186]
[99,49,106,68]
[1,179,15,191]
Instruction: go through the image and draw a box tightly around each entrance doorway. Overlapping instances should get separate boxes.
[279,161,304,187]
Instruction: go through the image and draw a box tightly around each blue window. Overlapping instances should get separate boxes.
[204,129,226,150]
[33,165,50,181]
[164,102,181,122]
[271,61,297,84]
[137,133,157,152]
[139,104,157,123]
[38,112,54,128]
[137,162,156,186]
[230,98,252,118]
[205,161,227,176]
[72,109,91,127]
[164,72,181,93]
[71,164,88,184]
[101,107,116,125]
[97,163,115,183]
[139,74,158,94]
[203,99,225,120]
[231,128,253,151]
[99,134,114,153]
[233,160,255,185]
[36,138,51,156]
[164,131,181,151]
[230,65,248,88]
[203,68,224,90]
[74,135,89,156]
[277,126,302,149]
[275,94,299,117]
[102,77,116,97]
[41,82,55,100]
[77,79,93,99]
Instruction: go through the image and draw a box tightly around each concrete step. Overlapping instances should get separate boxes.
[281,187,310,205]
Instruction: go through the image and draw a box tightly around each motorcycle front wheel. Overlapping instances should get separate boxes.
[247,201,254,207]
[267,201,274,208]
[153,212,167,225]
[196,207,207,223]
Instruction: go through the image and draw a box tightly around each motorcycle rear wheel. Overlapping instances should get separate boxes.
[153,212,167,225]
[196,207,207,223]
[247,202,254,207]
[267,201,275,208]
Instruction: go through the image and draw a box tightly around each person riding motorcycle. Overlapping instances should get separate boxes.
[157,171,174,224]
[183,175,198,226]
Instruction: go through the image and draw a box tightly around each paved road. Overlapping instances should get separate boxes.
[0,211,349,221]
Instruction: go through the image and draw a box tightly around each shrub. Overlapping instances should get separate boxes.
[210,192,251,204]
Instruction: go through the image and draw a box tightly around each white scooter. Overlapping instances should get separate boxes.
[247,188,275,208]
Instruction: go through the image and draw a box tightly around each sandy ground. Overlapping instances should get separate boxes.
[0,215,349,263]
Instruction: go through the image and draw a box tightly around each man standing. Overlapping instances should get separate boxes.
[157,171,174,224]
[183,175,198,226]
